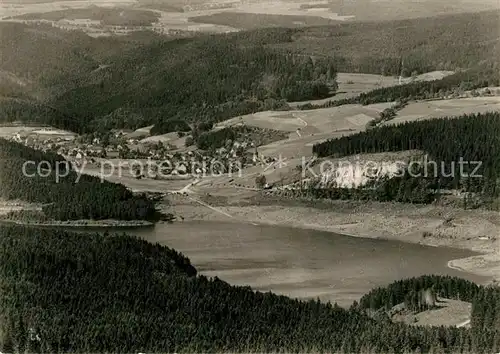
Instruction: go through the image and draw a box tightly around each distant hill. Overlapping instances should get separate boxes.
[276,10,500,74]
[188,0,500,24]
[0,138,159,221]
[10,7,161,26]
[0,10,498,133]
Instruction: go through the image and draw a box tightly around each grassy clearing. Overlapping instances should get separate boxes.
[391,298,472,327]
[290,71,456,107]
[385,97,500,126]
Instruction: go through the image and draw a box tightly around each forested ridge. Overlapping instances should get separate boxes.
[0,10,498,133]
[50,38,338,134]
[0,139,158,221]
[278,10,500,76]
[0,226,498,353]
[311,112,500,206]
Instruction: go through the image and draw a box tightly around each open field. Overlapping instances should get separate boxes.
[0,0,350,34]
[212,95,500,166]
[385,96,500,126]
[0,124,76,138]
[391,298,472,327]
[0,0,136,18]
[217,97,500,137]
[3,0,498,35]
[9,7,161,26]
[80,159,195,193]
[0,199,44,215]
[139,131,188,148]
[214,102,391,134]
[290,71,455,106]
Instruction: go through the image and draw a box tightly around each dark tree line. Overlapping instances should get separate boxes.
[298,64,500,111]
[195,125,287,150]
[196,126,242,150]
[0,226,499,353]
[51,40,338,134]
[0,139,158,221]
[301,166,436,205]
[0,99,82,135]
[359,275,500,352]
[313,112,500,200]
[359,275,481,311]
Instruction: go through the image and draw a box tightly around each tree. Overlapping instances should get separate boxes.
[185,136,194,147]
[255,174,267,189]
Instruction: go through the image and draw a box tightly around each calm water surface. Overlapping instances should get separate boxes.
[126,221,487,307]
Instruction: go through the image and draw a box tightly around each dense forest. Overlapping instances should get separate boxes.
[0,10,498,133]
[0,139,158,221]
[312,112,500,205]
[359,275,500,352]
[0,225,498,353]
[278,10,500,75]
[50,39,337,134]
[0,98,81,132]
[359,275,481,311]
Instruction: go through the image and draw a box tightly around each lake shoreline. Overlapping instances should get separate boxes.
[167,196,500,285]
[0,218,155,229]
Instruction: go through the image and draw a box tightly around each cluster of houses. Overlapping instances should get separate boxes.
[9,127,277,179]
[10,131,105,163]
[129,144,276,178]
[11,131,73,151]
[182,1,241,12]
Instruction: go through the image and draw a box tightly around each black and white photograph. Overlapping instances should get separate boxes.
[0,0,499,352]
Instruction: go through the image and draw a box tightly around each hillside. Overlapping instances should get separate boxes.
[0,10,498,133]
[0,138,159,222]
[0,226,499,353]
[49,35,337,133]
[277,10,500,75]
[187,0,500,25]
[306,111,500,208]
[0,22,161,96]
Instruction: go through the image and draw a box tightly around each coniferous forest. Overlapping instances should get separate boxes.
[0,139,158,221]
[1,10,499,134]
[50,41,338,134]
[0,226,498,353]
[1,8,499,354]
[311,112,500,205]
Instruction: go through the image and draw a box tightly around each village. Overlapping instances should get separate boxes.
[6,125,278,182]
